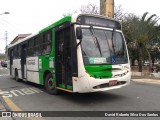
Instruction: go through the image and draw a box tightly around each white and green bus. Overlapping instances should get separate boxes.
[8,14,131,94]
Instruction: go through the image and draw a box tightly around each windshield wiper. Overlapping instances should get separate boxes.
[89,26,102,56]
[111,28,116,54]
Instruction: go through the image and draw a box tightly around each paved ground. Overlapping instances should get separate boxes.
[0,65,160,120]
[0,76,160,120]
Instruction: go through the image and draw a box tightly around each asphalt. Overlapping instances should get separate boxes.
[0,68,159,120]
[0,98,13,120]
[0,66,13,119]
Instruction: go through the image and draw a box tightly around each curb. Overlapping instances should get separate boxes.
[132,79,160,84]
[131,72,160,79]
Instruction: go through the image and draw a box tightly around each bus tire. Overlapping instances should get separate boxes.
[45,73,59,95]
[15,69,20,82]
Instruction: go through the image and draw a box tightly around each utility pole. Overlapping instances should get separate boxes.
[5,31,7,48]
[0,12,10,59]
[5,31,8,59]
[100,0,114,18]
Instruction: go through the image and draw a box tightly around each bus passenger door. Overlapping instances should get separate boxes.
[55,26,73,90]
[21,44,27,79]
[10,49,13,75]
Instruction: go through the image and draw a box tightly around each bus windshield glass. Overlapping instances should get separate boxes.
[81,28,128,65]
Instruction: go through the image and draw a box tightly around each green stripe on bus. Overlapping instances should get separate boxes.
[85,65,112,79]
[67,85,73,90]
[39,16,72,33]
[59,84,65,88]
[38,55,55,85]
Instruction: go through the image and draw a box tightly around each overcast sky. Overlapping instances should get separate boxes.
[0,0,159,53]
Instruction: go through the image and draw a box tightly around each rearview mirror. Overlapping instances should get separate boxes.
[76,27,82,39]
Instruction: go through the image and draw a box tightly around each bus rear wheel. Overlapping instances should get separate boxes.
[45,73,59,95]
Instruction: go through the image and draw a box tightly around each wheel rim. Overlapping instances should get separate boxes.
[48,78,54,89]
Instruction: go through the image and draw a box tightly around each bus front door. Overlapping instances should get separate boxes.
[55,26,73,90]
[21,44,27,79]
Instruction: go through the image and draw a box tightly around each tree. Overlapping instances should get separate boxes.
[63,3,99,17]
[79,3,99,14]
[122,12,160,72]
[136,12,159,72]
[114,5,127,21]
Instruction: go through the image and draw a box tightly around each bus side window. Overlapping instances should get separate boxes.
[42,31,52,54]
[59,42,63,52]
[34,36,42,56]
[27,39,34,57]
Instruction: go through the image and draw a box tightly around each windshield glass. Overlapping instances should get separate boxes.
[81,28,128,65]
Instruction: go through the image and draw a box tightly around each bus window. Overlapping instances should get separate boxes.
[45,44,51,53]
[42,31,52,55]
[27,39,34,57]
[34,35,43,56]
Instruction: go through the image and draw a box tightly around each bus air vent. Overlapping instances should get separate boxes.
[93,81,126,89]
[92,75,109,79]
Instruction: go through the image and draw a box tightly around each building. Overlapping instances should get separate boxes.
[10,34,31,44]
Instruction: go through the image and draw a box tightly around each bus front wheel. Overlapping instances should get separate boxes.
[45,73,59,95]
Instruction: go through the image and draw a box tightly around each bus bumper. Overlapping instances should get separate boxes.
[72,72,131,93]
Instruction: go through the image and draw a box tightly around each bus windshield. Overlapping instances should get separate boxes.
[81,28,128,65]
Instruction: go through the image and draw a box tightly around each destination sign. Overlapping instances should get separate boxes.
[77,15,121,30]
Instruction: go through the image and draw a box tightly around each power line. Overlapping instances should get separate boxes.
[0,17,32,33]
[0,22,18,34]
[0,17,23,32]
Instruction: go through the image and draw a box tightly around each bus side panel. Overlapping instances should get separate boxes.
[7,60,10,74]
[38,29,55,85]
[12,59,22,79]
[38,55,55,85]
[26,57,40,84]
[38,56,44,85]
[17,59,22,79]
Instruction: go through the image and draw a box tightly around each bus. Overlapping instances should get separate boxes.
[8,14,131,94]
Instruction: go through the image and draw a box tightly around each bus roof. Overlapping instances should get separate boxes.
[8,16,72,49]
[8,33,38,49]
[8,14,121,49]
[39,16,72,33]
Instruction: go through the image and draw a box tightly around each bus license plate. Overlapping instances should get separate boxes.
[109,80,118,86]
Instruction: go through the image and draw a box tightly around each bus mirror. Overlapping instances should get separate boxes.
[76,27,82,40]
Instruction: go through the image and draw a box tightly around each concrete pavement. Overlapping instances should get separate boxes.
[131,71,160,84]
[132,78,160,84]
[132,71,160,79]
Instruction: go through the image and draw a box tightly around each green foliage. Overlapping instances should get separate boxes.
[122,12,160,71]
[0,54,6,60]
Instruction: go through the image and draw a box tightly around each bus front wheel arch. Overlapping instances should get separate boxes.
[44,73,59,95]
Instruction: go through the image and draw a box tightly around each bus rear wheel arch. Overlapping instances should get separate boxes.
[44,73,59,95]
